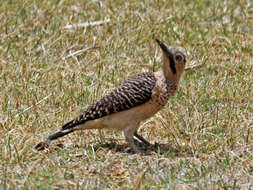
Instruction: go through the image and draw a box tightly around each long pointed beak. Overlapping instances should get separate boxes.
[156,39,173,57]
[156,39,177,74]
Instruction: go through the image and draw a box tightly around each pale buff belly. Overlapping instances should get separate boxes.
[76,99,165,131]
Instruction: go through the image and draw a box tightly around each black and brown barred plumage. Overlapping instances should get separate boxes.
[35,39,186,154]
[62,72,156,130]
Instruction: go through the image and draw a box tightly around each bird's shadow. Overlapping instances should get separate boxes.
[92,140,191,156]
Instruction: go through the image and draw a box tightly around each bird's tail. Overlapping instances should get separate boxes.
[35,124,76,151]
[46,128,74,142]
[35,115,86,151]
[61,113,86,130]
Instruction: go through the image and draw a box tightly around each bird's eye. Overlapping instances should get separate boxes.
[175,54,183,62]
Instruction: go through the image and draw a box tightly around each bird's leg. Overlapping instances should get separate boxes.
[134,131,151,147]
[124,127,146,154]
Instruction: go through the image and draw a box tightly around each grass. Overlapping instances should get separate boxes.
[0,0,252,189]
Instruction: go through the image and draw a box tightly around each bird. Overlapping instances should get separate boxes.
[35,39,186,154]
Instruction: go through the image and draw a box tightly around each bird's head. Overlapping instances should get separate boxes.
[156,39,186,81]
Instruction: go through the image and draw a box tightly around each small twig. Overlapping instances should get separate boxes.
[64,47,92,59]
[185,63,205,71]
[63,47,98,60]
[15,94,51,118]
[63,18,110,29]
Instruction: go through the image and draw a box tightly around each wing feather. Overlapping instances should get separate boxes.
[62,72,156,130]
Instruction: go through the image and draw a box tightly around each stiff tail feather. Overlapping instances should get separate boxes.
[47,128,74,141]
[35,122,77,151]
[61,119,78,130]
[62,114,86,130]
[35,114,86,151]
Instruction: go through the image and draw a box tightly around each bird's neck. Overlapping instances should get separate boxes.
[155,70,179,95]
[162,69,180,85]
[165,76,178,95]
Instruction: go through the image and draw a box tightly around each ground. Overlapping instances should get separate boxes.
[0,0,252,189]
